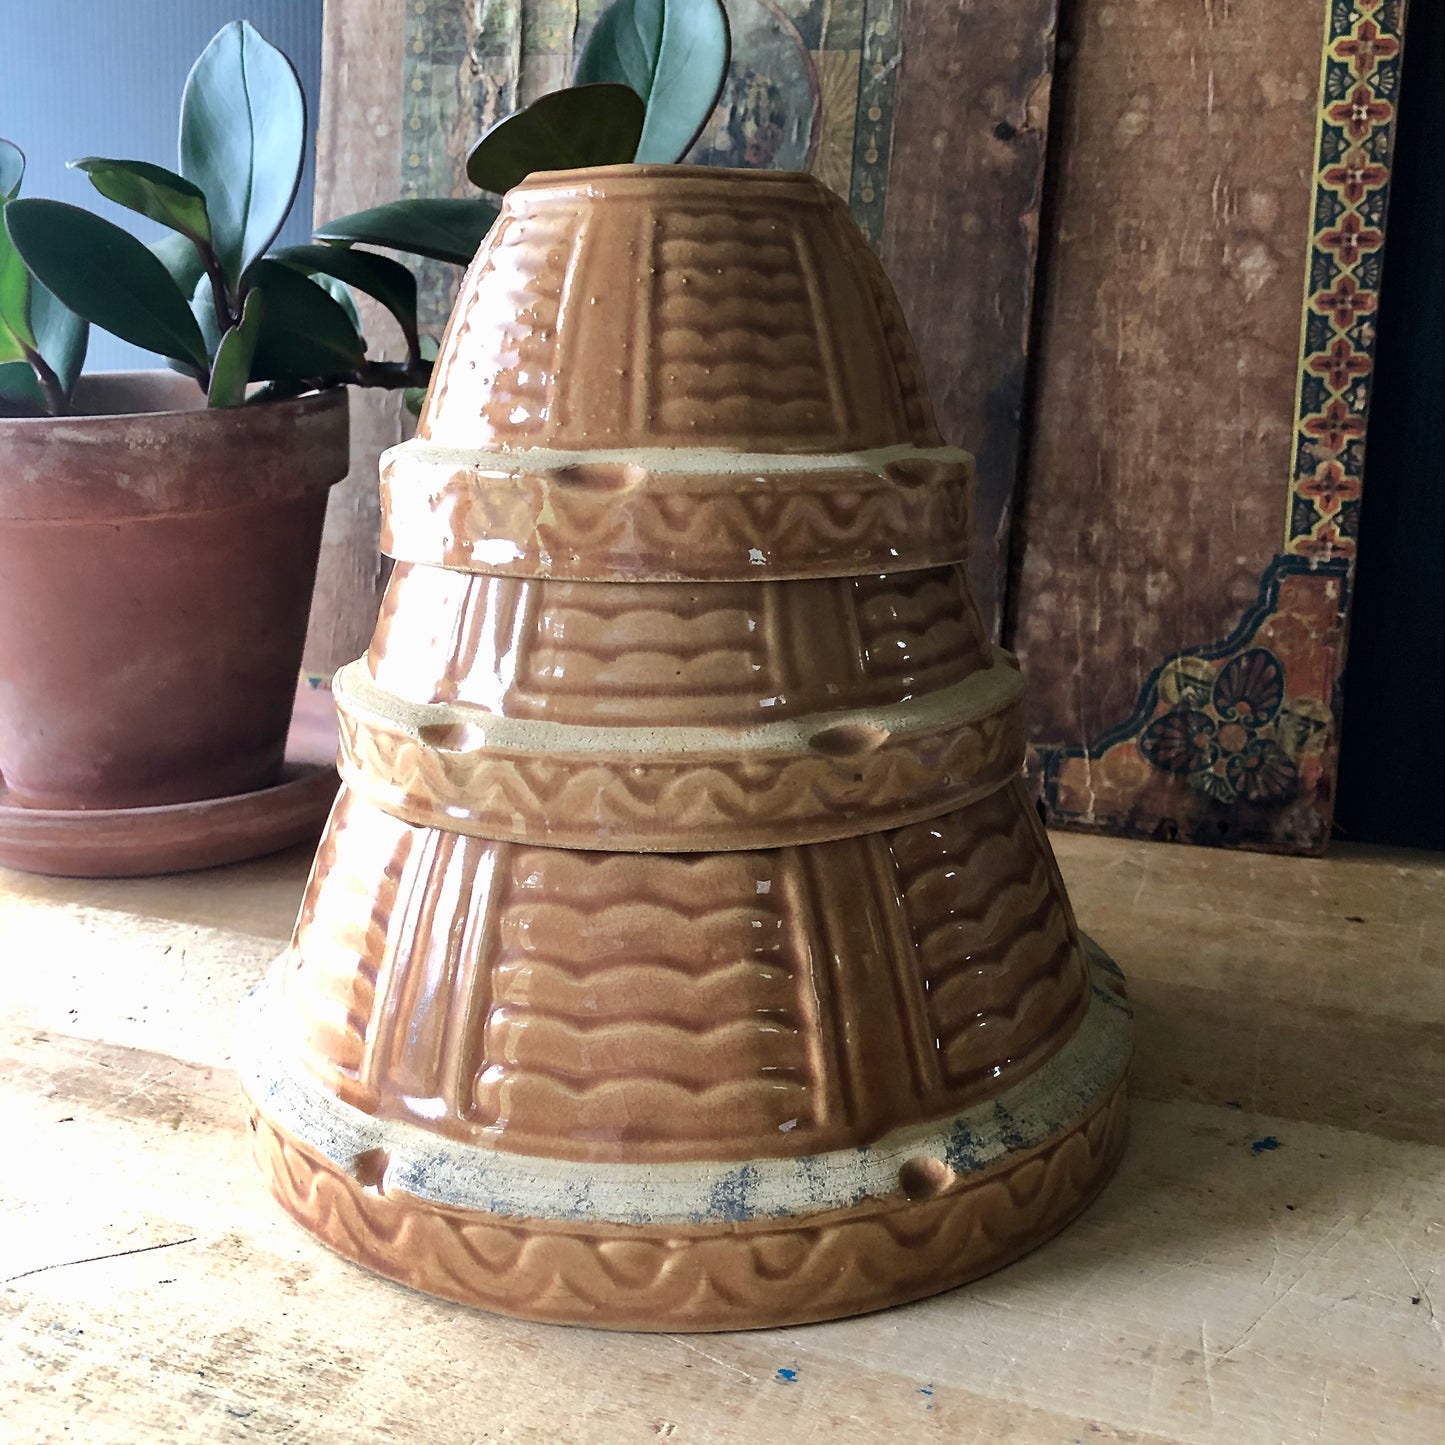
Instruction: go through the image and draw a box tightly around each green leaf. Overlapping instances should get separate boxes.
[0,213,34,359]
[190,272,223,361]
[314,198,498,267]
[271,242,417,357]
[403,333,440,417]
[0,139,24,201]
[208,287,263,406]
[309,273,365,350]
[151,230,207,300]
[0,187,86,405]
[180,21,305,287]
[575,0,731,163]
[70,157,212,247]
[3,199,209,372]
[466,84,646,194]
[29,278,88,398]
[0,358,45,412]
[245,258,365,382]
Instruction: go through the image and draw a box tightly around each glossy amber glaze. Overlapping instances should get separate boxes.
[244,166,1129,1329]
[367,563,994,724]
[277,779,1088,1162]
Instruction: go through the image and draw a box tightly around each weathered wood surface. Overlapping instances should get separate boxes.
[1010,0,1329,741]
[883,0,1057,634]
[302,0,409,683]
[2,835,1440,1443]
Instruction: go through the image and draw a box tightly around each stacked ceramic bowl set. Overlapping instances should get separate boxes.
[241,166,1131,1330]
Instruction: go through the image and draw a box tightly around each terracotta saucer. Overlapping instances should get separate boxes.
[0,763,339,879]
[0,688,341,879]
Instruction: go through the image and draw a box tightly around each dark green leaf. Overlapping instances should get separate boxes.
[180,21,305,287]
[70,157,212,246]
[4,199,208,371]
[208,287,263,406]
[29,278,88,398]
[0,358,45,412]
[271,242,417,354]
[575,0,731,163]
[403,333,440,417]
[314,198,498,267]
[466,84,645,194]
[151,230,207,300]
[246,258,365,382]
[0,139,24,201]
[308,273,365,348]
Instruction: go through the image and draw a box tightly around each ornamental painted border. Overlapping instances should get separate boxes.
[1286,0,1405,561]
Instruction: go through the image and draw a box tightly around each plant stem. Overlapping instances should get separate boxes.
[192,238,235,334]
[23,343,68,416]
[347,359,434,391]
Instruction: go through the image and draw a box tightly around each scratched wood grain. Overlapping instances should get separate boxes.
[881,0,1058,635]
[1009,0,1332,742]
[301,0,410,683]
[1,835,1441,1443]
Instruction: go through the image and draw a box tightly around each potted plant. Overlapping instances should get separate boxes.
[0,2,729,873]
[0,21,499,875]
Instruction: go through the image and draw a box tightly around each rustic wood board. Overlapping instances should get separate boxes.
[398,0,1059,636]
[1010,0,1409,852]
[302,0,410,684]
[2,835,1441,1442]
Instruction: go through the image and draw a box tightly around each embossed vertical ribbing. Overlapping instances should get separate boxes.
[364,830,477,1126]
[782,843,850,1132]
[359,826,445,1105]
[444,841,505,1130]
[420,205,577,447]
[845,199,941,445]
[281,790,417,1110]
[864,832,942,1101]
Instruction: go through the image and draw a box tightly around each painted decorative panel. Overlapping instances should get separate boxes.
[1012,0,1408,853]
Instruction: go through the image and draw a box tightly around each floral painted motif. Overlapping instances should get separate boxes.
[1138,649,1301,806]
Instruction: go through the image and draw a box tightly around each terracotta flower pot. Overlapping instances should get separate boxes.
[0,372,348,811]
[241,167,1131,1330]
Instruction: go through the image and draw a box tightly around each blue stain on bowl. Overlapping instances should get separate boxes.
[943,1118,984,1173]
[697,1162,761,1223]
[776,1366,798,1384]
[1250,1135,1282,1154]
[992,1101,1027,1150]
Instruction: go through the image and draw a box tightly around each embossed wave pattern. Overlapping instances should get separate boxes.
[889,781,1090,1092]
[366,563,989,724]
[378,454,975,582]
[280,785,1094,1161]
[334,690,1024,853]
[247,1079,1128,1330]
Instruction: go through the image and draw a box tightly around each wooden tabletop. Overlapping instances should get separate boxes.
[2,831,1440,1443]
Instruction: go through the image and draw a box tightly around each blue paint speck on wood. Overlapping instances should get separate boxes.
[776,1367,798,1383]
[1250,1135,1282,1154]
